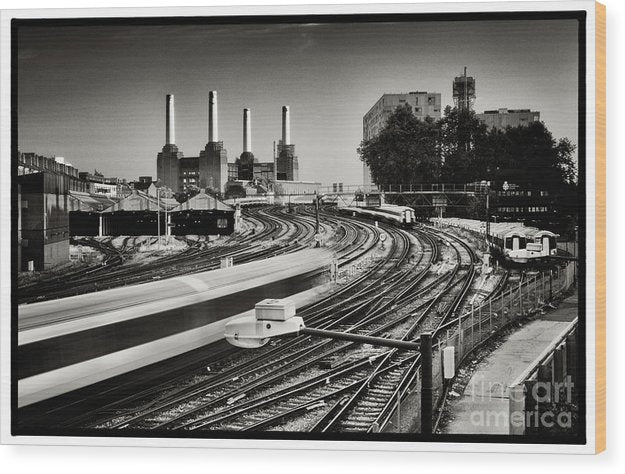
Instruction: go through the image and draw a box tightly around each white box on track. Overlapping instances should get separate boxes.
[255,298,296,321]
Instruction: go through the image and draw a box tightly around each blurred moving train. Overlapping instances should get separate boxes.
[339,204,416,228]
[435,217,558,264]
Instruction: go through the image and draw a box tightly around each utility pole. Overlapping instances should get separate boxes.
[157,189,161,250]
[164,190,169,243]
[485,183,490,250]
[314,190,320,247]
[420,332,433,435]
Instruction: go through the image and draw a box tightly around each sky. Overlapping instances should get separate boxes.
[17,19,579,185]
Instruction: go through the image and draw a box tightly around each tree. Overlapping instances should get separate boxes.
[359,103,576,192]
[358,104,440,186]
[439,106,489,182]
[482,121,577,190]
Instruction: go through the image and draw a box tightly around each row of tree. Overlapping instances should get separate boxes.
[358,104,577,192]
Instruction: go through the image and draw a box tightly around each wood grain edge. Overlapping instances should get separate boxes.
[595,0,606,454]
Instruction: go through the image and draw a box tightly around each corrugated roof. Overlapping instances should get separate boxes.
[68,191,118,212]
[101,190,178,213]
[172,191,233,212]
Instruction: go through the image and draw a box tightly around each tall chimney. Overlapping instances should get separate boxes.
[166,94,175,145]
[243,108,251,153]
[282,105,290,145]
[208,90,218,142]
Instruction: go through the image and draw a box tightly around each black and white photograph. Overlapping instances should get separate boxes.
[0,0,605,454]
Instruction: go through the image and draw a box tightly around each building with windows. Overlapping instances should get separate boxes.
[78,171,128,198]
[476,108,541,130]
[17,152,90,271]
[362,91,442,186]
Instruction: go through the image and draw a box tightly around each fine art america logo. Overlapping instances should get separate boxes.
[468,375,575,430]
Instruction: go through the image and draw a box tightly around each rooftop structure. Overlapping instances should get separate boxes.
[476,108,541,130]
[452,67,476,112]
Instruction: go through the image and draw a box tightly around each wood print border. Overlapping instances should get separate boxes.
[595,0,606,454]
[0,1,603,453]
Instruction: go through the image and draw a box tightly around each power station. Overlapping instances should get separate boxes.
[156,92,298,195]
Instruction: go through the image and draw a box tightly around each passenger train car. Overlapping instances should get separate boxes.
[436,217,558,264]
[224,196,272,207]
[339,204,416,228]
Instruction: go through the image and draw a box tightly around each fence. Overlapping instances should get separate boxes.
[507,318,578,435]
[380,259,577,433]
[318,183,482,195]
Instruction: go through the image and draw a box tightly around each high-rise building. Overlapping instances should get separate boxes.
[362,91,442,186]
[476,108,541,130]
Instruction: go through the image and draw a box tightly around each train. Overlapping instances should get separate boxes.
[338,204,416,228]
[223,196,273,206]
[17,249,333,408]
[435,217,558,264]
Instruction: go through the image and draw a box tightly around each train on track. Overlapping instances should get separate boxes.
[338,204,416,228]
[16,249,334,408]
[435,217,558,264]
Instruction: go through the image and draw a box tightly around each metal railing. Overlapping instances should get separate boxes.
[379,260,577,433]
[318,183,481,195]
[508,318,578,435]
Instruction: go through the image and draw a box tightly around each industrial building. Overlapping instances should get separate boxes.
[362,91,442,187]
[156,93,299,195]
[68,189,235,237]
[476,108,541,130]
[17,153,90,271]
[170,190,235,235]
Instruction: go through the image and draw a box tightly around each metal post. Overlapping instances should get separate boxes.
[396,390,401,428]
[299,327,420,351]
[508,288,514,321]
[420,332,433,435]
[485,189,490,250]
[518,277,523,316]
[499,291,505,329]
[157,190,161,250]
[478,305,482,343]
[458,312,464,360]
[534,275,539,306]
[164,194,169,242]
[470,304,475,348]
[549,270,553,301]
[314,191,320,247]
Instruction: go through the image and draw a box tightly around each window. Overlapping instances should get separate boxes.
[217,218,228,229]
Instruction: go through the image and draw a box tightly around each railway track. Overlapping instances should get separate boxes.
[22,211,511,434]
[17,205,340,303]
[73,224,461,432]
[49,219,415,430]
[17,207,385,427]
